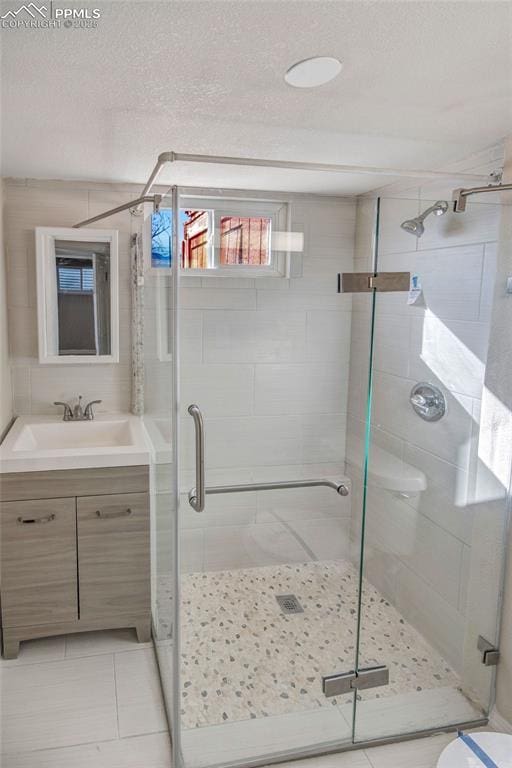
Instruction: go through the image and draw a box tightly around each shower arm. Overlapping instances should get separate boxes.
[452,182,512,212]
[72,150,490,228]
[416,201,447,222]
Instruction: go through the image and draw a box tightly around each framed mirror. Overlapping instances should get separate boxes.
[35,227,119,364]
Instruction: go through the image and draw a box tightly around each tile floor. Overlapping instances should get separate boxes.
[0,627,487,768]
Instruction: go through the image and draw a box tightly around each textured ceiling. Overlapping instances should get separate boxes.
[1,0,511,192]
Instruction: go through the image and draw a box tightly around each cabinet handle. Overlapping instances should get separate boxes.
[95,508,132,519]
[17,514,56,525]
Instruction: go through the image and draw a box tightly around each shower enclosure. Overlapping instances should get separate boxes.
[143,165,510,768]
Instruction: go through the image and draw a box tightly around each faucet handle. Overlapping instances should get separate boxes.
[54,401,73,421]
[84,399,102,420]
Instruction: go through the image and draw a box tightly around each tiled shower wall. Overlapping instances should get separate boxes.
[346,192,501,676]
[3,178,139,415]
[178,194,356,572]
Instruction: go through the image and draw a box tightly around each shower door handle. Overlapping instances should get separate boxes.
[188,404,205,512]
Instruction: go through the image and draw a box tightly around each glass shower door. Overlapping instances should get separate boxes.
[174,184,377,768]
[353,193,510,742]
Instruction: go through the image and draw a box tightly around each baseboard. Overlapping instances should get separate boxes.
[489,706,512,734]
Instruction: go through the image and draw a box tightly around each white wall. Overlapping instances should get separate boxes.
[0,179,13,436]
[347,188,503,684]
[3,179,136,415]
[178,193,356,572]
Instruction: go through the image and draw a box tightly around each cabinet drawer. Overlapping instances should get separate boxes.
[77,492,150,620]
[1,498,78,627]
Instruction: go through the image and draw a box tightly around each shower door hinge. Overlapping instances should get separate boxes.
[322,665,389,698]
[338,272,410,293]
[477,635,500,667]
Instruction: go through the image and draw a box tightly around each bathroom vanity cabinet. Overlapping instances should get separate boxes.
[0,465,151,659]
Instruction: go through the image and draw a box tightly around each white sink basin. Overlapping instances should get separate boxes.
[0,415,150,473]
[13,419,135,451]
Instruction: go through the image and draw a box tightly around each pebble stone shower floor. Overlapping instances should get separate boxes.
[167,560,465,729]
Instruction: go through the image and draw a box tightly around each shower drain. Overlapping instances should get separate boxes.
[276,594,304,615]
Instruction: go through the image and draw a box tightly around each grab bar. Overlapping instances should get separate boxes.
[188,404,205,512]
[188,477,349,510]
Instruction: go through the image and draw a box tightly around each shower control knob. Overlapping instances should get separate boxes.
[409,382,446,422]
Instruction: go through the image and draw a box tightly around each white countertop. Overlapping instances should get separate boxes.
[0,414,151,474]
[142,415,173,465]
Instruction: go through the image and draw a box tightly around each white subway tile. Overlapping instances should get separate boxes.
[11,366,30,398]
[287,518,351,561]
[394,563,465,672]
[200,276,255,290]
[180,287,257,310]
[180,415,304,471]
[179,309,203,363]
[371,372,473,468]
[418,201,500,251]
[256,485,350,524]
[459,544,471,614]
[402,443,473,544]
[305,310,352,361]
[257,289,351,312]
[409,316,489,398]
[355,197,378,263]
[203,310,306,363]
[8,306,38,357]
[181,363,254,417]
[377,198,420,255]
[301,413,347,465]
[364,488,464,608]
[203,522,309,571]
[479,242,498,321]
[254,363,347,416]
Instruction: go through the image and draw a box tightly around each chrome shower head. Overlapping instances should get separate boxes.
[400,200,449,238]
[401,217,425,237]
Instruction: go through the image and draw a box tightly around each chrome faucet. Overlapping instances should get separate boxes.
[73,395,85,420]
[54,395,102,421]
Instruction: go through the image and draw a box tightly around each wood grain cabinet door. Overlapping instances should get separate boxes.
[76,492,150,620]
[1,497,78,627]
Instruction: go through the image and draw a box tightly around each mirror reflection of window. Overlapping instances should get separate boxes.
[54,240,111,356]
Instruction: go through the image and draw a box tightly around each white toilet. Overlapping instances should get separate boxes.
[437,732,512,767]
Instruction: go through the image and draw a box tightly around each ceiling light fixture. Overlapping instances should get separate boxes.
[284,56,342,88]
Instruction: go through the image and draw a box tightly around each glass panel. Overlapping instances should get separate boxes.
[176,187,376,768]
[144,194,177,747]
[353,194,510,742]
